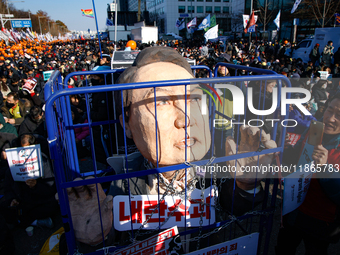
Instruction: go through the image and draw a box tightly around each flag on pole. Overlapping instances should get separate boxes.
[274,10,281,31]
[335,13,340,26]
[26,28,35,40]
[178,20,186,30]
[106,18,113,26]
[175,19,182,28]
[204,25,218,41]
[81,9,94,19]
[176,19,185,30]
[10,30,19,43]
[211,15,216,27]
[204,15,216,32]
[198,14,211,30]
[291,0,302,14]
[187,17,197,28]
[244,11,256,33]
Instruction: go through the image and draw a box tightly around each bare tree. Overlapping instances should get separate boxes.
[256,0,278,32]
[230,12,244,33]
[293,0,340,27]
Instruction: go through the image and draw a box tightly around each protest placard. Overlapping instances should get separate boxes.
[286,132,301,146]
[114,226,183,255]
[186,233,259,255]
[282,140,313,215]
[22,77,37,93]
[114,186,217,231]
[43,70,54,81]
[6,144,43,181]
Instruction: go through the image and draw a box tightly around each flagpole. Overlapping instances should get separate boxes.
[249,0,253,42]
[92,0,102,59]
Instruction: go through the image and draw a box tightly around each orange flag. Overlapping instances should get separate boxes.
[244,11,256,34]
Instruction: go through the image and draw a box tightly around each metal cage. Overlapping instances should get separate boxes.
[44,64,291,254]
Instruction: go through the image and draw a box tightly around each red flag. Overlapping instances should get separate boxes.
[244,11,256,33]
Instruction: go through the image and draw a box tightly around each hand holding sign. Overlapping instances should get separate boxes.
[225,126,277,190]
[6,144,43,181]
[25,178,37,188]
[68,177,113,245]
[10,199,19,207]
[22,77,37,93]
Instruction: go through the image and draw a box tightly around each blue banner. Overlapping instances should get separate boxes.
[198,14,210,30]
[106,18,113,26]
[11,20,32,28]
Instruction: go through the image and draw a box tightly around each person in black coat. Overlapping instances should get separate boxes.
[309,44,320,65]
[18,106,46,137]
[2,133,58,228]
[312,80,328,108]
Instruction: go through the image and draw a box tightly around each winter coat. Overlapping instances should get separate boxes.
[18,115,46,137]
[323,45,334,66]
[312,86,328,107]
[309,47,320,63]
[0,112,17,136]
[283,129,340,223]
[4,151,56,209]
[74,119,90,141]
[334,49,340,65]
[0,99,31,126]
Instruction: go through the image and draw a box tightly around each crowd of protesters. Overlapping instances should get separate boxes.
[0,36,338,254]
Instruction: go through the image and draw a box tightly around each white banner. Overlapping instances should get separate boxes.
[204,25,219,40]
[274,10,281,31]
[187,233,259,255]
[6,144,43,181]
[291,0,302,13]
[114,187,217,231]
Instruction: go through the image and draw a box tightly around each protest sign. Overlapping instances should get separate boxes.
[282,140,313,215]
[43,70,54,81]
[22,77,37,93]
[114,226,183,255]
[242,14,258,32]
[6,144,43,181]
[114,187,217,231]
[187,233,259,255]
[286,132,301,146]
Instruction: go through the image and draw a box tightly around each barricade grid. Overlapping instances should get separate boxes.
[44,65,291,255]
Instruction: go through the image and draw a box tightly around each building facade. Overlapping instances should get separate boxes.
[145,0,245,35]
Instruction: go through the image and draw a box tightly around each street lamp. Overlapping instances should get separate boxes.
[6,1,25,15]
[38,16,44,34]
[6,1,25,29]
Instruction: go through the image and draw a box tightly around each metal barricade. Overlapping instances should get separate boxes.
[44,64,291,254]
